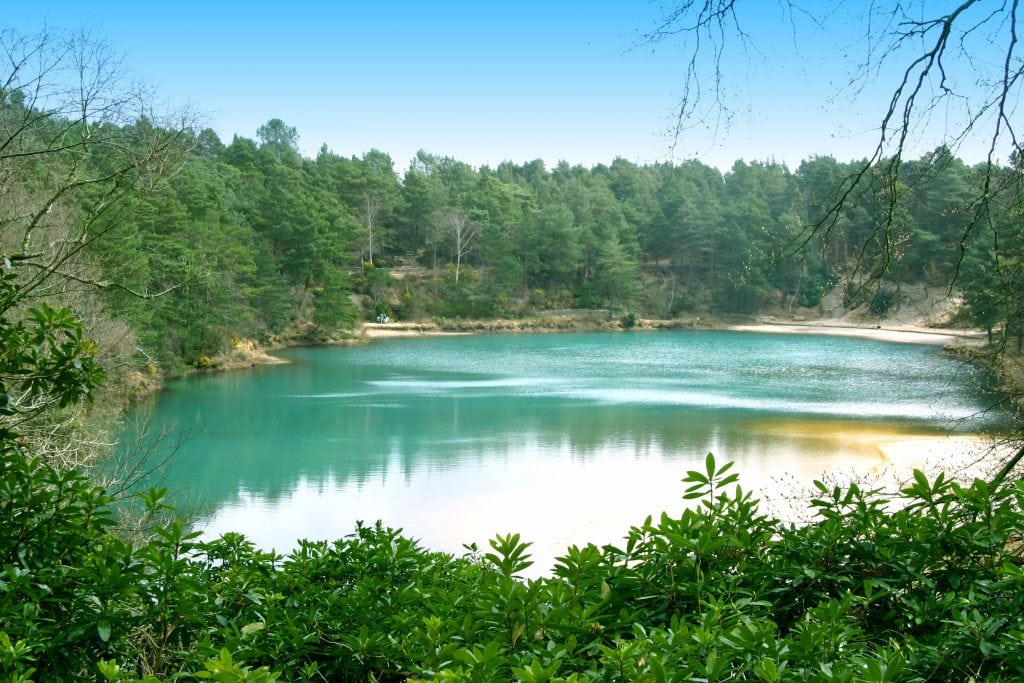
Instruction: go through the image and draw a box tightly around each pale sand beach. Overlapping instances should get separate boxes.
[728,321,984,346]
[361,322,471,338]
[360,317,986,346]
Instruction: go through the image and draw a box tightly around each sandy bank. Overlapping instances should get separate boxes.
[728,320,985,346]
[358,316,986,347]
[195,338,291,372]
[213,314,991,377]
[361,322,471,338]
[358,315,633,338]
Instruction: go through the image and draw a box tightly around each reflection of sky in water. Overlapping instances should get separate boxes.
[120,330,1005,575]
[198,432,997,578]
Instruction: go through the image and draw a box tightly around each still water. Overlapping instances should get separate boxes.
[120,330,1000,572]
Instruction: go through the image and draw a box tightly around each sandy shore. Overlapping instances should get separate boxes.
[359,317,986,347]
[728,320,985,346]
[361,322,472,338]
[217,338,292,368]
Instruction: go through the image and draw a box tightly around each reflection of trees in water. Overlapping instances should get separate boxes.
[129,392,960,512]
[119,333,1000,511]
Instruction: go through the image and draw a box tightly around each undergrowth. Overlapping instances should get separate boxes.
[2,452,1023,682]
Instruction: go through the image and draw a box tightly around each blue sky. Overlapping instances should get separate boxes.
[5,1,1011,172]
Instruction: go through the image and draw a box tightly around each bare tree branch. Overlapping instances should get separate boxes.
[647,0,1024,465]
[0,27,196,469]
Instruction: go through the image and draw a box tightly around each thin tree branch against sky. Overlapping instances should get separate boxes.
[643,1,1022,167]
[4,1,1017,172]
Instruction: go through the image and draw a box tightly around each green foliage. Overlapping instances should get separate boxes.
[16,84,1020,373]
[869,287,896,315]
[0,296,105,418]
[3,442,1024,681]
[312,266,358,329]
[7,39,1022,375]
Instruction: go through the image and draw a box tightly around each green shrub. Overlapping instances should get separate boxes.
[3,449,1024,681]
[869,287,897,315]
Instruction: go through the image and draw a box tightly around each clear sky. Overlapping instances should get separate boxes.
[4,1,1012,173]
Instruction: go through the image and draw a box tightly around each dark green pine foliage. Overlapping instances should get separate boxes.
[8,67,1023,371]
[68,128,1024,370]
[108,138,1023,367]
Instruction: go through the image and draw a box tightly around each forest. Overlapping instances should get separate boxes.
[3,19,1024,682]
[3,27,1020,380]
[81,118,1024,375]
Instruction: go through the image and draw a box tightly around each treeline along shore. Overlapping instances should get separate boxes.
[71,121,1024,383]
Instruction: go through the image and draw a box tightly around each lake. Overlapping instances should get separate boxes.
[117,330,1003,573]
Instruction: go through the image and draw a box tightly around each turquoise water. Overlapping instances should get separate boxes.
[118,330,1001,572]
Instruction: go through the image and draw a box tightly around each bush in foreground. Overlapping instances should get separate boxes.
[2,452,1023,682]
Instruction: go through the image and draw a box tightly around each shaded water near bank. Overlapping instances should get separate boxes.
[118,330,1006,573]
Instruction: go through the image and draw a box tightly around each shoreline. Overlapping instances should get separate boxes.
[355,316,986,347]
[727,320,985,346]
[203,315,990,372]
[360,322,474,338]
[196,317,996,392]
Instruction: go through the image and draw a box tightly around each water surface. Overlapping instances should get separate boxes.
[120,330,1000,572]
